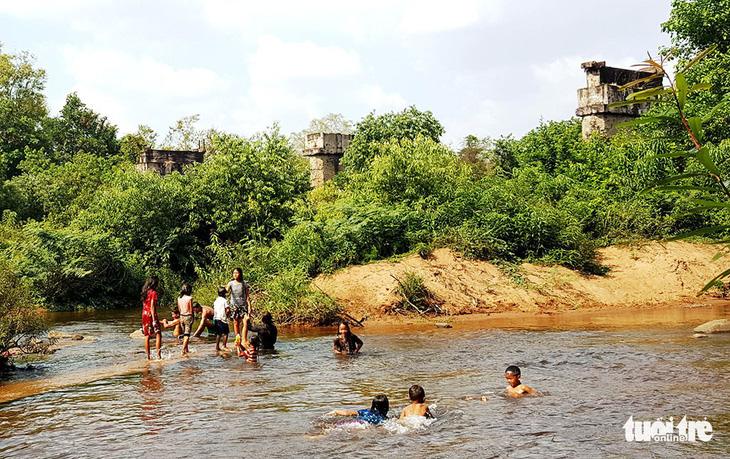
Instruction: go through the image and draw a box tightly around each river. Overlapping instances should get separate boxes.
[0,306,728,457]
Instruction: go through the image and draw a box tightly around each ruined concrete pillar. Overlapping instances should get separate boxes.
[576,61,662,139]
[136,147,205,175]
[302,133,354,187]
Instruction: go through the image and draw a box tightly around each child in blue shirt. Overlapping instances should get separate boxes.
[327,395,389,425]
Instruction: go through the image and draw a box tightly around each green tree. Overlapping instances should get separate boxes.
[0,45,48,176]
[44,92,120,162]
[662,0,730,143]
[161,114,204,150]
[186,126,310,242]
[342,106,445,173]
[120,124,157,163]
[0,261,46,367]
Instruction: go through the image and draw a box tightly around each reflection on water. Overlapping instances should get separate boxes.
[0,307,728,457]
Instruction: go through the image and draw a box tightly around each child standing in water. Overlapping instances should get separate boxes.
[333,322,363,355]
[328,395,390,425]
[238,314,258,362]
[505,365,539,397]
[400,385,433,419]
[227,268,251,355]
[178,284,194,356]
[213,287,230,352]
[141,276,162,360]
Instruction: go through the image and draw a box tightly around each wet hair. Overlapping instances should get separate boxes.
[408,385,426,402]
[249,335,260,349]
[262,312,274,325]
[218,286,227,297]
[370,395,389,418]
[179,283,192,297]
[192,301,201,311]
[141,276,159,301]
[505,365,521,377]
[233,268,243,280]
[338,322,351,333]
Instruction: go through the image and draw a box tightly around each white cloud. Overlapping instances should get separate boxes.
[359,84,407,112]
[202,0,252,29]
[0,0,92,17]
[62,46,230,99]
[399,0,501,34]
[65,84,132,133]
[248,36,361,84]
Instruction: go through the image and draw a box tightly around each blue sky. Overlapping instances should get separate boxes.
[1,0,673,147]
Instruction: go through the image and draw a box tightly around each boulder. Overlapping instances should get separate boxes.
[693,319,730,334]
[129,329,145,339]
[71,334,84,341]
[48,331,73,339]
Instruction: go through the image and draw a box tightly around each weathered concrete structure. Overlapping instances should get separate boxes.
[302,133,353,186]
[576,61,662,139]
[136,147,205,175]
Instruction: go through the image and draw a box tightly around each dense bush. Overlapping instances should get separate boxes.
[0,261,46,366]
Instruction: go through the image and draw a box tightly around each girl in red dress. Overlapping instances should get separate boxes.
[141,276,162,360]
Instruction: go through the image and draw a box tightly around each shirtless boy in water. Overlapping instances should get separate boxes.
[505,365,539,397]
[400,385,433,419]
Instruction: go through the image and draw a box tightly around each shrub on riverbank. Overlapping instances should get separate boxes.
[0,262,46,367]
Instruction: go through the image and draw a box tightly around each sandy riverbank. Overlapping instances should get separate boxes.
[313,241,730,323]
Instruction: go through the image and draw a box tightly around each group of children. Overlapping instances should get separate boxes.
[140,268,264,362]
[140,268,540,425]
[327,366,538,426]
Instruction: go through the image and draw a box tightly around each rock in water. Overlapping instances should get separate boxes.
[71,334,84,341]
[129,329,145,339]
[435,323,453,329]
[693,319,730,334]
[48,331,73,339]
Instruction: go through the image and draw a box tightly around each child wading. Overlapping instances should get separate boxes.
[505,365,539,397]
[141,276,162,360]
[226,268,252,355]
[333,322,363,355]
[213,286,230,352]
[177,284,194,356]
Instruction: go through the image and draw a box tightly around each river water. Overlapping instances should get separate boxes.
[0,307,728,457]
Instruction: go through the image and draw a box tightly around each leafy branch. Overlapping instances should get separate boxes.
[612,45,730,291]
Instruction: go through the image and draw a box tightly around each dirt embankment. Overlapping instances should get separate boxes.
[313,242,730,321]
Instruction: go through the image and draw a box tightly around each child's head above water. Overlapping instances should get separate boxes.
[249,335,260,350]
[338,322,351,336]
[505,365,522,387]
[370,395,389,418]
[408,385,426,403]
[218,286,227,297]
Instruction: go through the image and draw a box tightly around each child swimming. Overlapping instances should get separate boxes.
[505,365,539,398]
[400,385,433,419]
[327,395,390,426]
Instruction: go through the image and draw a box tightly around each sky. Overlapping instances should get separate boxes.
[0,0,674,148]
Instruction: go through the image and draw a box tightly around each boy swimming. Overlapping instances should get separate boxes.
[400,385,433,419]
[505,365,539,398]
